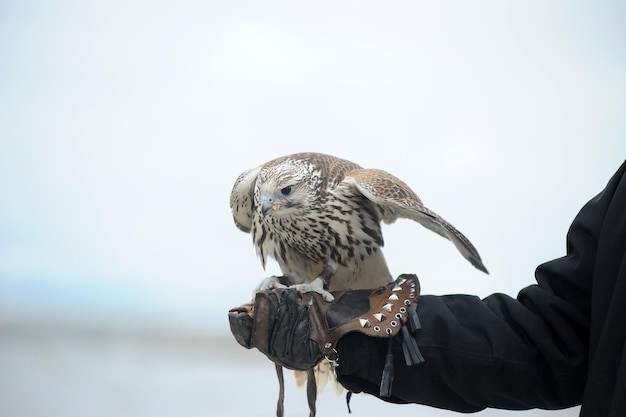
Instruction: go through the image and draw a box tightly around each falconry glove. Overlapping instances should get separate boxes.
[228,274,425,415]
[229,285,326,370]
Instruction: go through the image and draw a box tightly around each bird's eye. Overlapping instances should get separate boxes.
[280,186,292,195]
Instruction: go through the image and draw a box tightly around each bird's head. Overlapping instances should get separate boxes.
[255,158,321,218]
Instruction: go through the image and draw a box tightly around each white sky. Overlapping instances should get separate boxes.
[1,1,625,337]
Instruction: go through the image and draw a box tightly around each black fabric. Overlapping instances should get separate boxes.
[336,159,626,416]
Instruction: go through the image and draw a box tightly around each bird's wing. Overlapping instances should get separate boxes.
[230,165,262,233]
[343,168,489,274]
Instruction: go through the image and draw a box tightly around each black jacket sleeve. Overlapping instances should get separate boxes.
[336,159,626,415]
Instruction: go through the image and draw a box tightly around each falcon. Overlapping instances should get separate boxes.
[230,152,488,302]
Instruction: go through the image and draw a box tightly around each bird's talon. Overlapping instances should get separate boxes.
[254,276,287,296]
[321,292,335,302]
[291,277,335,302]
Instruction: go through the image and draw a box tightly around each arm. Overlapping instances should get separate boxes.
[337,160,626,412]
[337,291,586,412]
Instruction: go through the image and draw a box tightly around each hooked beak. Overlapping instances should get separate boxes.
[260,194,281,215]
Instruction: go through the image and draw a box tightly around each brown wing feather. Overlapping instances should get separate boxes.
[344,168,489,274]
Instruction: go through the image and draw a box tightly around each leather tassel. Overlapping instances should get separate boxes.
[400,326,413,366]
[379,336,395,398]
[275,364,285,417]
[401,325,425,366]
[407,305,421,332]
[306,368,317,417]
[346,391,353,414]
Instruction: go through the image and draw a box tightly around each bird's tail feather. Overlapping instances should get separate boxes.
[294,360,343,395]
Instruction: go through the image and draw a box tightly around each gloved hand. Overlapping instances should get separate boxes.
[228,288,325,370]
[228,274,423,374]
